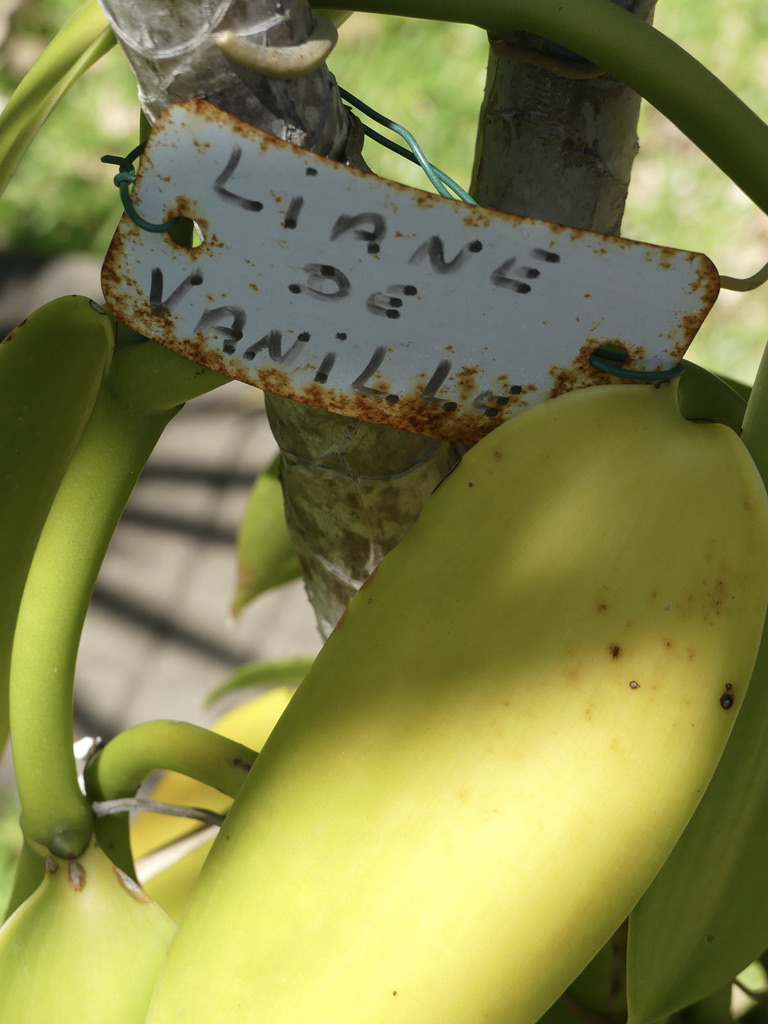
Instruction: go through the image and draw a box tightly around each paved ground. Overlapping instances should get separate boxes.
[0,252,323,784]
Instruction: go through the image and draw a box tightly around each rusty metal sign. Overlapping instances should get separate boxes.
[102,99,719,444]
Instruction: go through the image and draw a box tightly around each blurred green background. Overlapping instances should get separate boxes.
[1,0,768,911]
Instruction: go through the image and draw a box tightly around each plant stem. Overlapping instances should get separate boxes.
[10,392,168,857]
[0,303,110,757]
[85,721,255,802]
[332,0,768,218]
[82,721,255,875]
[9,335,228,859]
[85,722,254,875]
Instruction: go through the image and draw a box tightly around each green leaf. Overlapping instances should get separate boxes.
[232,454,303,616]
[0,0,115,198]
[206,657,315,706]
[627,610,768,1022]
[677,360,747,431]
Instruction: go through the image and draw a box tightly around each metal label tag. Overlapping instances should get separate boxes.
[102,99,718,443]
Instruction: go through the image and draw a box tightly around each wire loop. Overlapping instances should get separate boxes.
[101,145,181,233]
[590,347,685,380]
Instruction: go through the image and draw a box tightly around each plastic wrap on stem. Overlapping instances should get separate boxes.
[96,0,347,151]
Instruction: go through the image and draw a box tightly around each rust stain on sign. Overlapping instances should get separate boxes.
[102,100,719,445]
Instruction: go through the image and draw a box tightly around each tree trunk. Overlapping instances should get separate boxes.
[470,25,649,234]
[263,394,463,637]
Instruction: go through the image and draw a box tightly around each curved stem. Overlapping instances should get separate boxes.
[83,720,254,878]
[9,334,227,859]
[84,721,255,803]
[9,391,170,857]
[4,723,250,915]
[0,300,111,757]
[331,0,768,218]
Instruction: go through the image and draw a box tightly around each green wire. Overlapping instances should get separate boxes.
[338,87,477,204]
